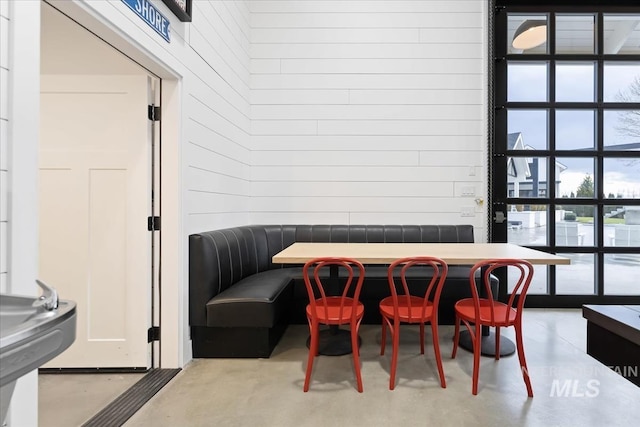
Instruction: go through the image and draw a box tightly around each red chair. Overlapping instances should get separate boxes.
[302,257,366,392]
[451,258,535,396]
[379,257,448,390]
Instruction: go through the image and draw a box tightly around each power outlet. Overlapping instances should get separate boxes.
[461,207,475,217]
[461,186,476,197]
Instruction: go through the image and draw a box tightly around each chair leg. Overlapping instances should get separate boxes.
[389,321,400,390]
[419,323,425,354]
[430,322,446,388]
[472,324,481,395]
[380,318,387,356]
[451,315,461,359]
[304,321,318,392]
[515,324,533,397]
[351,321,364,393]
[495,326,501,360]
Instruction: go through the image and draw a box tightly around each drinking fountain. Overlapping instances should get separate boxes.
[0,280,77,424]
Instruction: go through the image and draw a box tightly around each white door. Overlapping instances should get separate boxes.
[39,75,152,368]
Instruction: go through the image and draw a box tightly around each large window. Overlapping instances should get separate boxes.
[493,2,640,305]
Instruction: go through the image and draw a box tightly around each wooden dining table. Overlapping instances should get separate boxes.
[272,242,570,357]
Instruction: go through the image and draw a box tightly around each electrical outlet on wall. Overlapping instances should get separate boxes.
[461,186,476,197]
[460,207,475,217]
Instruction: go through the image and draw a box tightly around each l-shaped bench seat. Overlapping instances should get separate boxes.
[189,224,493,358]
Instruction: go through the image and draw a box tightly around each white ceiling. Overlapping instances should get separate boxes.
[41,3,146,75]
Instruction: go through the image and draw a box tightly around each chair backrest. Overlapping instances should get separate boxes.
[468,259,534,325]
[302,257,366,322]
[386,257,449,323]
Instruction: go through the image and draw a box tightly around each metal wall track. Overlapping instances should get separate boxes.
[82,368,181,427]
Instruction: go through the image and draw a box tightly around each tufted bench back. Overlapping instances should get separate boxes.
[189,225,474,327]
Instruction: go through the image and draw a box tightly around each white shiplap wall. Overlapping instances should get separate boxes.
[184,0,253,233]
[248,0,488,239]
[0,0,8,293]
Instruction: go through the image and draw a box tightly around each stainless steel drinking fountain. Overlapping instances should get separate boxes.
[0,280,77,424]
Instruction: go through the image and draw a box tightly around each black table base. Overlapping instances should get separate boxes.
[457,329,516,357]
[306,327,361,356]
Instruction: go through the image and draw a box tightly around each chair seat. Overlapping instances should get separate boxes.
[306,296,364,324]
[454,298,517,326]
[379,296,434,322]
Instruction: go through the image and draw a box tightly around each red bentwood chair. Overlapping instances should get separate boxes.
[379,257,449,390]
[451,258,535,396]
[302,257,366,392]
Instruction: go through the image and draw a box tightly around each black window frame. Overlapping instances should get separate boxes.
[492,0,640,307]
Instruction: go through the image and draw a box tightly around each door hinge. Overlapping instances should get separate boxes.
[148,326,161,343]
[148,105,160,121]
[148,216,161,231]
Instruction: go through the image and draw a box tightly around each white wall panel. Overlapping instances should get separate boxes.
[252,104,481,120]
[251,119,317,135]
[249,211,350,224]
[252,166,479,182]
[252,89,349,104]
[252,28,420,43]
[203,1,251,63]
[252,181,454,198]
[251,73,482,90]
[317,119,482,135]
[280,58,482,74]
[189,26,250,92]
[0,119,6,170]
[419,150,483,166]
[251,43,482,59]
[349,212,483,226]
[0,9,6,290]
[251,59,281,73]
[420,28,483,43]
[248,1,482,13]
[251,13,480,29]
[186,142,250,181]
[349,89,482,105]
[187,212,251,235]
[187,166,250,195]
[252,196,475,212]
[250,1,487,227]
[186,191,250,214]
[251,135,484,152]
[252,150,418,166]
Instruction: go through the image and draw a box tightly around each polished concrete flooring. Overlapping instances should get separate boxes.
[40,309,640,427]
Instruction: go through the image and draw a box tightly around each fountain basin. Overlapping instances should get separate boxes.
[0,281,76,423]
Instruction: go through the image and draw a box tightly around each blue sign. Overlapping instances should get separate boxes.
[122,0,171,42]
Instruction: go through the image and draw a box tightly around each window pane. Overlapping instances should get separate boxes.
[517,264,548,295]
[604,110,640,149]
[557,158,595,198]
[603,205,640,247]
[604,254,640,295]
[604,63,640,102]
[555,110,595,150]
[556,206,594,246]
[508,110,548,150]
[604,158,640,198]
[556,14,595,54]
[556,253,595,294]
[508,62,548,102]
[603,15,640,55]
[508,14,548,54]
[507,204,548,246]
[556,62,595,102]
[507,157,548,198]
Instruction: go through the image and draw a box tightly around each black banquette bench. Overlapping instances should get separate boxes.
[189,224,491,358]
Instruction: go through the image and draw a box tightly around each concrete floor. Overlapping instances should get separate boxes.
[39,309,640,427]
